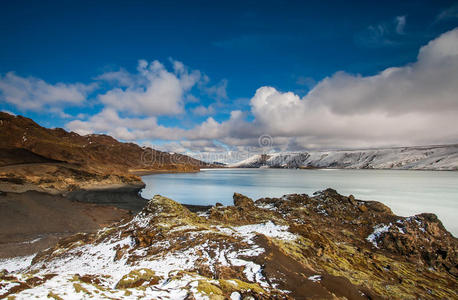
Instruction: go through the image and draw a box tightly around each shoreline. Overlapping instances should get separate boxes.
[0,189,134,258]
[130,169,201,176]
[226,166,458,171]
[2,189,456,299]
[0,179,216,258]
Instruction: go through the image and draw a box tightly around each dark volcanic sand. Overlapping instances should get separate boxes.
[0,188,212,258]
[0,191,139,258]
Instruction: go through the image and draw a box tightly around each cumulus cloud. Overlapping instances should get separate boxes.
[93,59,228,117]
[201,78,228,100]
[249,28,458,148]
[0,72,95,112]
[67,108,187,141]
[192,105,215,116]
[96,60,201,116]
[67,28,458,157]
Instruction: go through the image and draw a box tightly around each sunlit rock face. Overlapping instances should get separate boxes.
[1,190,457,299]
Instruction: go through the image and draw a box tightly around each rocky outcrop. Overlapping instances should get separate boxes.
[1,189,456,299]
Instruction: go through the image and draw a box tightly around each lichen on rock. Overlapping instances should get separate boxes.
[1,190,457,299]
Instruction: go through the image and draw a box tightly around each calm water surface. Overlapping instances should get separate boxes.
[142,168,458,236]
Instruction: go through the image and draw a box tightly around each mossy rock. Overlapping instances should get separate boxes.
[197,280,224,299]
[73,282,90,294]
[218,279,265,294]
[115,268,161,289]
[47,291,63,300]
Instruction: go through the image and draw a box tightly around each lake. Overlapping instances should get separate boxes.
[142,168,458,236]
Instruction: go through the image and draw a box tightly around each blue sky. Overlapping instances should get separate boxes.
[1,1,458,161]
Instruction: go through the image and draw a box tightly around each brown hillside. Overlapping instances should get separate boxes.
[0,112,208,192]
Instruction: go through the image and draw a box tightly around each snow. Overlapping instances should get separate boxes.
[0,254,35,272]
[2,211,299,298]
[230,145,458,170]
[255,203,276,211]
[0,281,20,295]
[366,223,392,248]
[308,275,322,282]
[232,221,298,241]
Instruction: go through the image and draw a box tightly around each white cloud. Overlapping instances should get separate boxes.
[192,105,215,116]
[96,60,200,116]
[95,68,134,87]
[67,108,187,141]
[0,72,95,112]
[249,28,458,148]
[66,28,458,156]
[202,78,228,100]
[95,59,227,117]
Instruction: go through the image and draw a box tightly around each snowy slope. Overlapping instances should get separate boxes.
[229,144,458,170]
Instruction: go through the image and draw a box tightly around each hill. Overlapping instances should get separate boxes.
[230,145,458,170]
[1,190,456,299]
[0,112,209,193]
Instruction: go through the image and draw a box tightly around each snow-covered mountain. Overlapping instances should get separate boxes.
[229,144,458,170]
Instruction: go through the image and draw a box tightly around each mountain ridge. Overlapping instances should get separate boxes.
[230,145,458,170]
[0,112,210,193]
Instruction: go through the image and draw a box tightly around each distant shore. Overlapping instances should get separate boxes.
[129,168,201,176]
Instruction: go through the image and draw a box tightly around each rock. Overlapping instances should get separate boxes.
[348,194,356,205]
[215,202,223,207]
[233,193,255,209]
[366,201,393,214]
[358,204,368,212]
[0,269,8,278]
[115,269,161,289]
[5,189,457,299]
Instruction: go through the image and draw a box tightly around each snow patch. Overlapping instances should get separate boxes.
[366,223,392,248]
[308,275,322,282]
[0,254,35,272]
[232,221,297,241]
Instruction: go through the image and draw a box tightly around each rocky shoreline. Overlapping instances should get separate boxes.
[1,189,456,299]
[0,112,212,259]
[0,181,213,259]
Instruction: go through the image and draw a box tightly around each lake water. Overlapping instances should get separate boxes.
[142,168,458,236]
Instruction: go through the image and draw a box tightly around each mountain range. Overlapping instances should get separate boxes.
[229,145,458,170]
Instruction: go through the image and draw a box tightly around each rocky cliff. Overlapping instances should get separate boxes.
[1,189,456,299]
[0,112,209,193]
[230,145,458,170]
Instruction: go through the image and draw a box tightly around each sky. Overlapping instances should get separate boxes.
[1,0,458,163]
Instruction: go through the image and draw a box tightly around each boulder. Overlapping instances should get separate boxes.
[233,193,255,209]
[347,194,356,206]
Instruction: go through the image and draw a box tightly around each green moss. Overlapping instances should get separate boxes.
[197,280,224,298]
[115,268,160,289]
[73,282,90,294]
[70,274,107,292]
[47,292,63,300]
[218,279,265,294]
